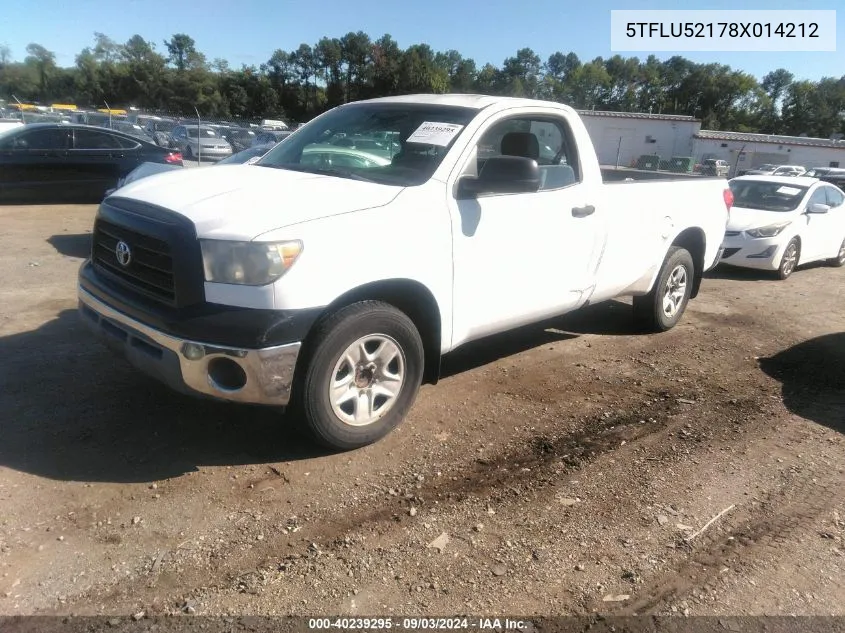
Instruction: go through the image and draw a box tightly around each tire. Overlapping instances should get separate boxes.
[633,246,695,333]
[185,145,194,161]
[778,238,800,279]
[294,301,425,451]
[826,237,845,267]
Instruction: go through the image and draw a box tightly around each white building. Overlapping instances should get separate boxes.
[576,110,702,167]
[692,130,845,175]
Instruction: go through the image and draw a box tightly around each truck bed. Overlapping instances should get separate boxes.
[601,166,727,183]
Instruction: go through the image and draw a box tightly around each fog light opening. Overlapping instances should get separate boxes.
[207,357,247,392]
[182,342,206,361]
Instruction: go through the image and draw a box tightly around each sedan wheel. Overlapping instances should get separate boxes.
[827,237,845,268]
[778,239,800,279]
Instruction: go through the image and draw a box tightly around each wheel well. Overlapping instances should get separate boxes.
[672,228,706,298]
[308,279,443,385]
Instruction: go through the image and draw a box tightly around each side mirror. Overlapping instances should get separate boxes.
[807,202,831,214]
[457,155,540,197]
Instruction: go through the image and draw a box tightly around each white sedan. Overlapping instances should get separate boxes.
[719,176,845,279]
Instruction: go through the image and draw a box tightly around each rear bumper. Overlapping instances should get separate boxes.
[192,146,232,159]
[78,286,301,406]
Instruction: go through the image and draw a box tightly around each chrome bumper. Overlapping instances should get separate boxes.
[78,287,301,406]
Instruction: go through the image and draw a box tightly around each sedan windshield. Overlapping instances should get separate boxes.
[729,180,810,211]
[256,102,478,186]
[187,127,218,138]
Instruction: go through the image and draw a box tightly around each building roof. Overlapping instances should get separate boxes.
[577,109,698,122]
[696,129,845,149]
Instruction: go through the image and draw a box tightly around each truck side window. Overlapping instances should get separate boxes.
[477,116,580,191]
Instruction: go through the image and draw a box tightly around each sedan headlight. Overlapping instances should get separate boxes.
[201,239,303,285]
[745,223,791,238]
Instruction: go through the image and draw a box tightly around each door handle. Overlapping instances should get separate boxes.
[572,205,595,218]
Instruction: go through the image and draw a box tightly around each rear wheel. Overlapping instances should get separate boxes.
[633,246,695,333]
[778,238,800,279]
[826,237,845,267]
[294,301,425,451]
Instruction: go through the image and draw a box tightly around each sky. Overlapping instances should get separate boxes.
[1,0,842,82]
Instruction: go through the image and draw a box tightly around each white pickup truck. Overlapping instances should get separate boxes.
[78,94,733,450]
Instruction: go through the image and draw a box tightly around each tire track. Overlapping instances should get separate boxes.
[602,465,838,615]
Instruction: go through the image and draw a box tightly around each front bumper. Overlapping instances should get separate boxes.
[78,286,301,406]
[718,233,785,270]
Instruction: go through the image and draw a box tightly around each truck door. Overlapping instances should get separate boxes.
[449,113,603,344]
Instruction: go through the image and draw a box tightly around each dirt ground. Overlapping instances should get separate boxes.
[1,203,844,619]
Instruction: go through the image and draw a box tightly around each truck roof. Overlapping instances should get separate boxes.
[359,93,576,112]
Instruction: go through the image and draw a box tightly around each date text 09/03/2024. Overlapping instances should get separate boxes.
[308,617,529,630]
[625,22,819,39]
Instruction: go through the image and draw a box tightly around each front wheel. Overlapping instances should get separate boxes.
[633,246,695,333]
[826,237,845,268]
[778,238,800,279]
[295,301,425,451]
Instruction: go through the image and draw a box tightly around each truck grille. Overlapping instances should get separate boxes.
[93,219,176,304]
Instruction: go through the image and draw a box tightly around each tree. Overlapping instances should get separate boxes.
[315,37,344,106]
[164,34,197,72]
[0,28,835,136]
[24,43,56,100]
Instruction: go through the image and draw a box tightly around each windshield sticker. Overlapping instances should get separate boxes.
[776,186,802,195]
[406,122,464,147]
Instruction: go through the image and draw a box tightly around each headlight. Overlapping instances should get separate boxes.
[745,223,791,238]
[201,239,303,285]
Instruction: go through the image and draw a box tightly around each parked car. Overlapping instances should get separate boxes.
[104,161,183,197]
[216,144,275,165]
[219,127,258,153]
[770,165,806,177]
[299,144,392,168]
[700,158,730,177]
[109,121,156,142]
[143,119,178,148]
[805,167,845,180]
[0,119,24,133]
[76,94,733,451]
[171,124,233,161]
[0,123,183,203]
[743,164,779,175]
[252,130,291,147]
[720,175,845,279]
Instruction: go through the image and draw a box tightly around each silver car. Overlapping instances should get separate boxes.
[171,124,233,161]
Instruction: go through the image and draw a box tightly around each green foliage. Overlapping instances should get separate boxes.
[1,31,843,136]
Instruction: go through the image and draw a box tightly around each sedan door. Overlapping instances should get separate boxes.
[0,127,72,201]
[800,187,835,262]
[68,128,132,200]
[823,186,845,257]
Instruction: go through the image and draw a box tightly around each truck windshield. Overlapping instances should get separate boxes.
[729,180,810,211]
[255,102,478,186]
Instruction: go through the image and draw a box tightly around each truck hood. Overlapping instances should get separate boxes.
[108,165,404,240]
[727,206,796,231]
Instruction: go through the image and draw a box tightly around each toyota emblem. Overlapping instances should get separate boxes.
[115,240,132,267]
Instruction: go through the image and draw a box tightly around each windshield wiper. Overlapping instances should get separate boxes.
[259,163,376,182]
